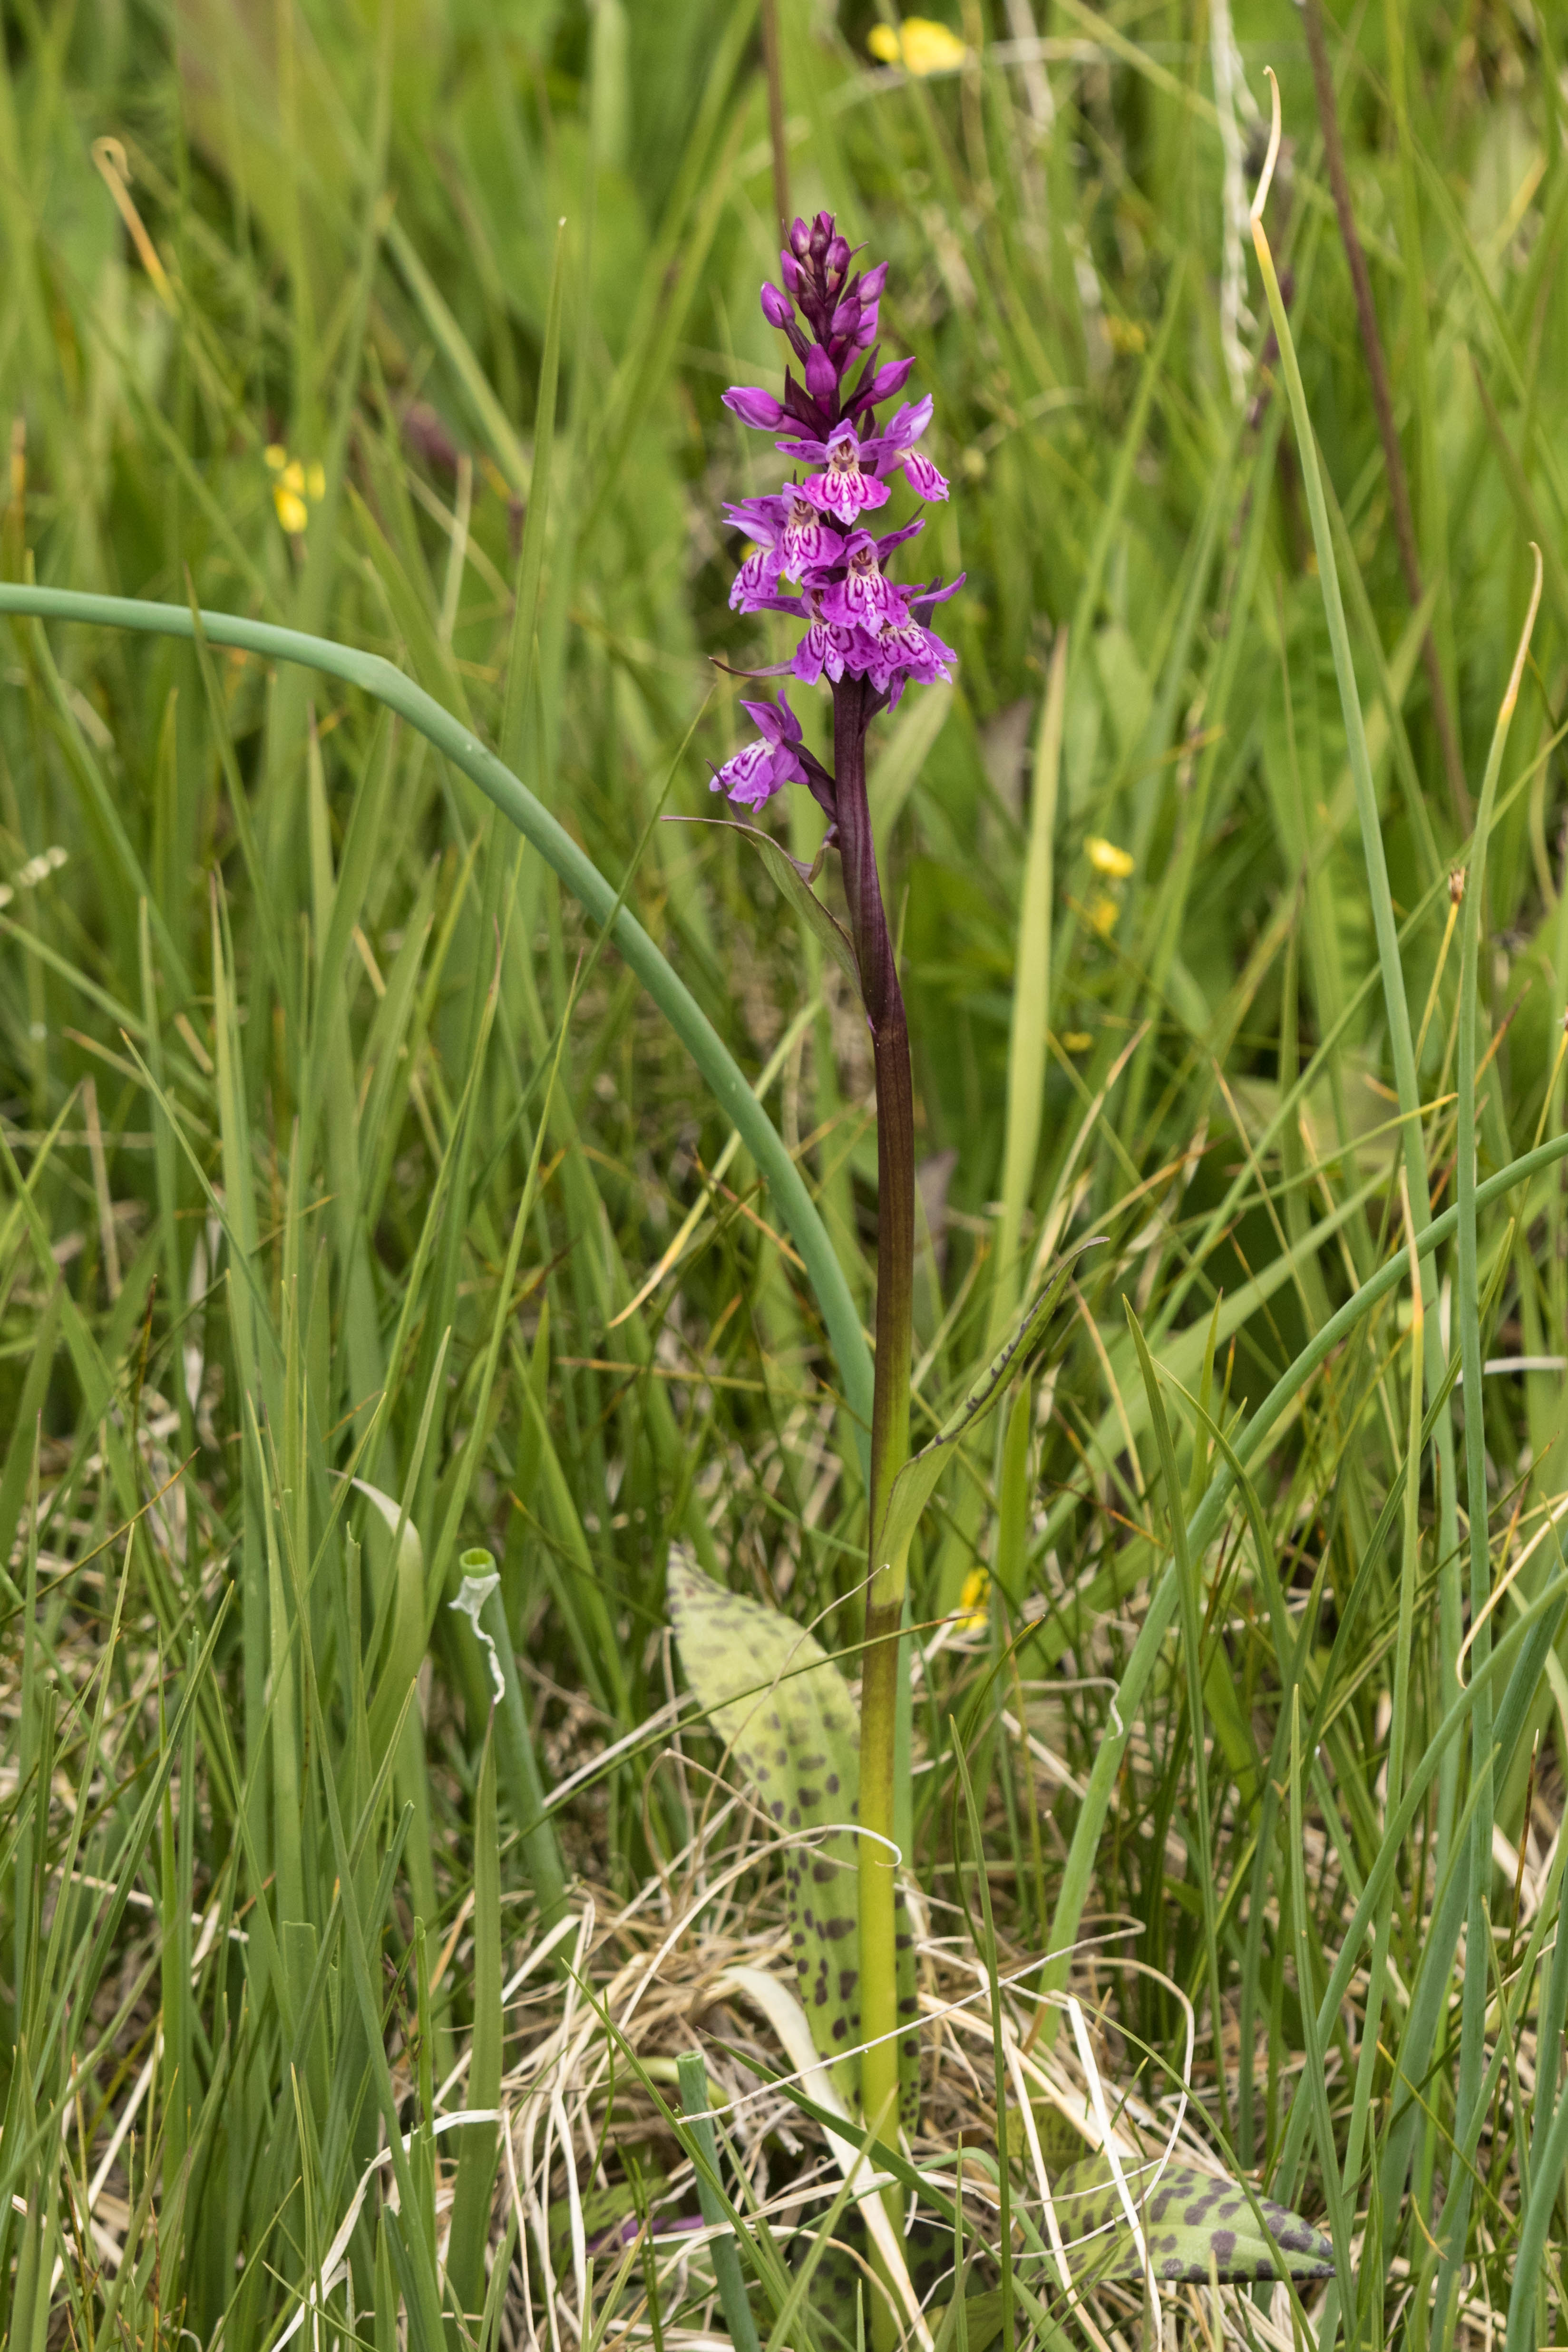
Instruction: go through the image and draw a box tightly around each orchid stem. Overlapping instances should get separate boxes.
[834,677,915,2308]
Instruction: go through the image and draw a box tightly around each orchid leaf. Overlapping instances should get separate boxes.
[667,815,862,999]
[1050,2155,1335,2286]
[803,2213,991,2352]
[874,1239,1102,1566]
[668,1553,918,2124]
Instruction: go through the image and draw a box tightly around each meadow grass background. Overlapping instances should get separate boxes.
[1,0,1567,2345]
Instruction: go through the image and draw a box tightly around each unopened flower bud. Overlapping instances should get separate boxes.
[804,345,838,402]
[827,233,851,275]
[831,295,862,340]
[790,216,813,258]
[858,262,889,303]
[723,385,787,429]
[811,211,834,258]
[1449,868,1466,905]
[866,356,915,404]
[780,251,802,299]
[760,282,793,329]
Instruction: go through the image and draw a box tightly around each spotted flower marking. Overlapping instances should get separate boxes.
[793,423,890,525]
[819,531,911,631]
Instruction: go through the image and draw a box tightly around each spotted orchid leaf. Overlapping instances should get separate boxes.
[801,2212,991,2352]
[1049,2155,1335,2287]
[667,1552,918,2125]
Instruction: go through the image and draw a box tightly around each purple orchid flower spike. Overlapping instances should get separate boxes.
[717,211,962,758]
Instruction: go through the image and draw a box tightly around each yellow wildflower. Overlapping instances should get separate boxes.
[1088,892,1120,936]
[868,17,967,75]
[1063,1031,1093,1052]
[956,1568,990,1631]
[1086,835,1134,880]
[265,444,326,534]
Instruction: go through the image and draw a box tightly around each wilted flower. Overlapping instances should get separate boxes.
[867,17,967,75]
[265,445,325,534]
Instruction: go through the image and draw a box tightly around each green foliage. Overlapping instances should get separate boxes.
[0,0,1564,2346]
[679,814,865,1000]
[876,1241,1094,1564]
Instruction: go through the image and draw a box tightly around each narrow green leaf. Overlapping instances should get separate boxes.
[0,581,876,1446]
[669,815,861,1000]
[989,628,1065,1346]
[877,1239,1099,1566]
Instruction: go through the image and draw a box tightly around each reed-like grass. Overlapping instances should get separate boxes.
[1,3,1565,2348]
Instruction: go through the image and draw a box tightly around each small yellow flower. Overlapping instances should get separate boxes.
[868,17,967,74]
[1086,835,1134,880]
[1063,1030,1093,1052]
[956,1568,990,1631]
[1088,892,1120,936]
[265,444,326,534]
[1105,315,1148,356]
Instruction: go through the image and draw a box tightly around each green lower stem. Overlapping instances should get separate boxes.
[856,1585,906,2154]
